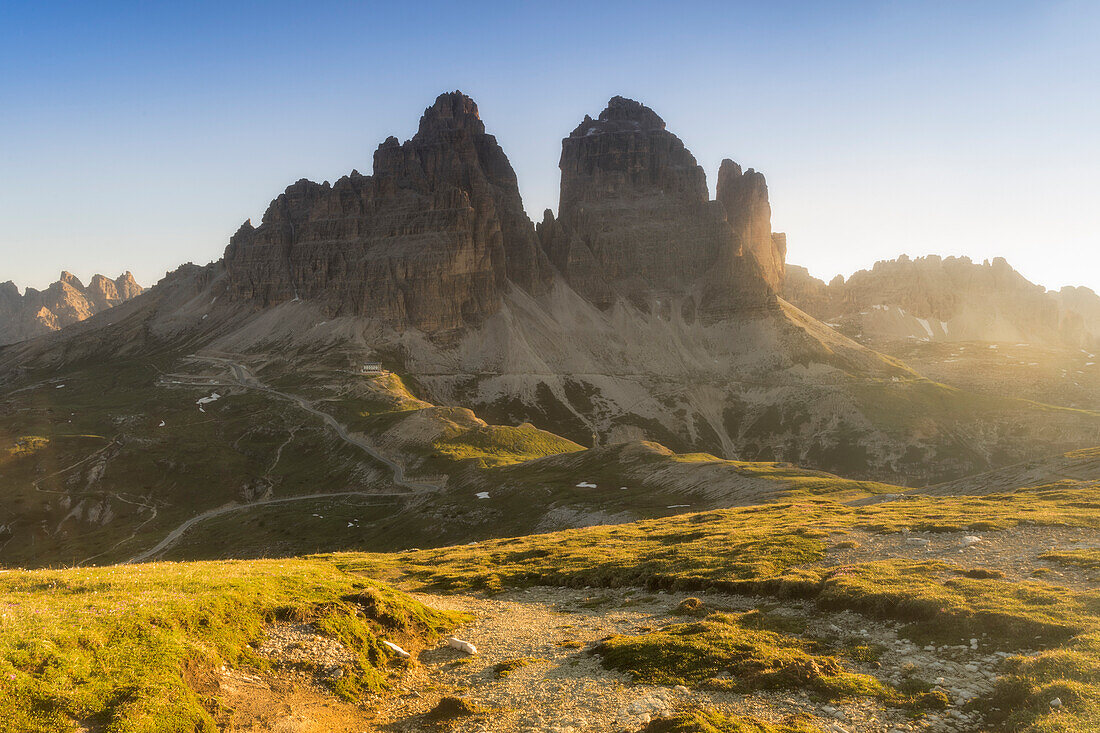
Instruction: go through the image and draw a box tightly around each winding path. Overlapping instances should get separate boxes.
[126,490,407,563]
[126,354,440,563]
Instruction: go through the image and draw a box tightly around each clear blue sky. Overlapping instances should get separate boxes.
[2,1,1097,293]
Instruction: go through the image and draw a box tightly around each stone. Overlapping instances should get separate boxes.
[224,91,551,335]
[446,636,477,654]
[381,640,410,658]
[716,159,786,290]
[544,96,777,319]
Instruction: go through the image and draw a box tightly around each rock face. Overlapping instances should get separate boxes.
[715,160,786,290]
[0,271,143,345]
[223,91,550,334]
[543,96,777,318]
[1053,286,1100,347]
[224,92,790,331]
[782,255,1099,348]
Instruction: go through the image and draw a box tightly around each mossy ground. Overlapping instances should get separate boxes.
[491,656,548,678]
[1040,549,1100,576]
[639,707,822,732]
[594,615,892,700]
[0,560,463,733]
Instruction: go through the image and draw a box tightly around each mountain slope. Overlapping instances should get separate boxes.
[2,91,1100,571]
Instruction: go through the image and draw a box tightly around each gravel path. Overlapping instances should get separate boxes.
[361,586,1015,732]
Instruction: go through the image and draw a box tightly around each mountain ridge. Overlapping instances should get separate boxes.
[3,91,1099,495]
[0,270,142,346]
[783,255,1100,349]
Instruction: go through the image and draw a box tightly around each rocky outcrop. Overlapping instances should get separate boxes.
[782,255,1099,348]
[223,91,551,334]
[0,271,143,345]
[715,160,786,290]
[782,265,836,317]
[544,96,777,317]
[1052,286,1100,347]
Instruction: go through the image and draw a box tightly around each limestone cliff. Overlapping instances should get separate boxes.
[223,91,550,335]
[224,93,792,331]
[715,159,786,291]
[544,96,777,318]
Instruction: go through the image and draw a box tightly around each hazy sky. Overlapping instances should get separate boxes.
[2,1,1097,293]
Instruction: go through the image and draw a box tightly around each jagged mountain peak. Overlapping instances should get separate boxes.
[782,254,1100,348]
[221,92,793,331]
[416,90,485,136]
[0,270,143,345]
[569,95,667,135]
[58,270,83,290]
[549,95,781,315]
[716,159,785,290]
[223,90,550,333]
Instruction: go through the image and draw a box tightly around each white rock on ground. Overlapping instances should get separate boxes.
[382,640,410,658]
[447,636,477,654]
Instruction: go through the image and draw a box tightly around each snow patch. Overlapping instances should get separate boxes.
[576,481,597,489]
[475,491,490,500]
[196,392,221,412]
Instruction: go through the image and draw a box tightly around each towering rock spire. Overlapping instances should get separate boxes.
[223,91,550,334]
[545,96,776,316]
[716,159,786,291]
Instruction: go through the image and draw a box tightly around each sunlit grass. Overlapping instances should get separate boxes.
[0,560,461,733]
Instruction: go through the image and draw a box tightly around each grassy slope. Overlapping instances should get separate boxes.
[154,440,914,563]
[0,560,462,733]
[328,483,1100,732]
[641,708,822,732]
[4,353,912,565]
[0,356,380,566]
[3,454,1099,730]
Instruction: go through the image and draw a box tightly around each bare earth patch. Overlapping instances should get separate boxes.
[358,586,1017,732]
